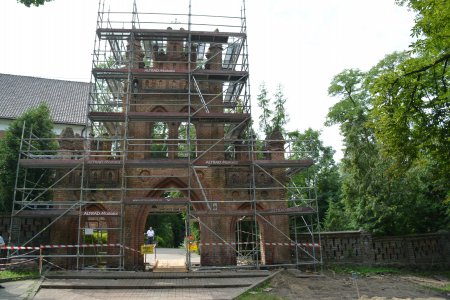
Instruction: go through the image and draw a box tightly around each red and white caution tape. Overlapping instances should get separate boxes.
[1,243,121,250]
[40,243,121,249]
[122,245,144,255]
[0,258,36,267]
[1,241,320,252]
[198,242,320,247]
[2,245,38,250]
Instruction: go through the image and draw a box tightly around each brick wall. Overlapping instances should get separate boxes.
[317,230,450,268]
[1,214,448,268]
[0,213,51,245]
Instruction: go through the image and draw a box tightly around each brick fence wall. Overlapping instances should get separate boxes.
[0,214,51,246]
[1,214,448,268]
[315,230,450,268]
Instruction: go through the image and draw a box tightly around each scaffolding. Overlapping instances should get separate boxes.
[8,0,321,271]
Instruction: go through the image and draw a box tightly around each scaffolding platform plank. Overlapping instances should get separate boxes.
[97,28,246,43]
[14,209,76,217]
[18,159,122,169]
[253,159,314,169]
[124,197,190,205]
[14,209,121,217]
[92,68,248,82]
[198,159,314,169]
[19,158,313,169]
[191,206,315,216]
[88,111,251,123]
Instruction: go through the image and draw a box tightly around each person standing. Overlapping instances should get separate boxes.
[146,227,155,244]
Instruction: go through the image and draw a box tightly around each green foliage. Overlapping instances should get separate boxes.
[396,0,450,53]
[236,280,282,300]
[84,231,108,244]
[271,84,289,137]
[329,265,401,276]
[257,82,272,138]
[256,83,289,139]
[370,51,449,178]
[18,0,52,7]
[428,284,450,294]
[362,0,450,233]
[189,221,200,242]
[178,122,196,158]
[287,129,341,224]
[323,200,351,231]
[145,191,187,247]
[0,103,57,212]
[0,270,39,280]
[372,0,450,185]
[326,50,449,234]
[150,121,168,158]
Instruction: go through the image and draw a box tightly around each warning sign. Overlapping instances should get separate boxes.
[188,242,198,252]
[141,244,154,254]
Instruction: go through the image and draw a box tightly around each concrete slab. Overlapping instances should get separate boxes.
[144,247,200,271]
[41,277,253,289]
[45,270,271,279]
[2,248,274,300]
[0,278,42,300]
[35,270,274,300]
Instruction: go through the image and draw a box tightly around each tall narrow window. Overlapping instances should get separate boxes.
[151,122,169,158]
[178,122,196,158]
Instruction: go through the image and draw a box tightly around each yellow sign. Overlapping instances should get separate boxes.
[141,244,154,254]
[189,242,198,252]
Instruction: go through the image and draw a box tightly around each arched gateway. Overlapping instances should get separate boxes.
[9,0,321,271]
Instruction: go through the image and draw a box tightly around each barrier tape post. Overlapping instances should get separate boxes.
[39,246,43,275]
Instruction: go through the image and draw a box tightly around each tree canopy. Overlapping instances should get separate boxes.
[288,128,341,225]
[256,83,289,139]
[0,103,57,212]
[324,0,450,234]
[18,0,53,7]
[255,84,341,228]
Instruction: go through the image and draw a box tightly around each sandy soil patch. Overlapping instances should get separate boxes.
[263,270,449,300]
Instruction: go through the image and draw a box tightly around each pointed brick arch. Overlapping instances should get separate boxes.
[127,176,205,267]
[231,202,267,265]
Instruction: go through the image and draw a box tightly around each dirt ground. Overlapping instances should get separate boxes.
[260,270,450,300]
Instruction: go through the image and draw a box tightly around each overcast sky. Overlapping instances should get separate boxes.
[0,0,415,161]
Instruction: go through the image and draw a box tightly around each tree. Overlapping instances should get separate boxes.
[324,0,450,233]
[256,83,289,139]
[0,103,57,212]
[395,0,450,53]
[18,0,53,7]
[371,0,450,178]
[256,82,272,138]
[370,0,450,230]
[271,84,289,138]
[287,128,341,225]
[326,69,381,232]
[327,60,448,234]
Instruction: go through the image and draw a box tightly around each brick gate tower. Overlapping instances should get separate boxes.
[10,0,321,271]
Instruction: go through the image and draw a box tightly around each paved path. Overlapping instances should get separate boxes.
[33,287,249,299]
[0,248,273,299]
[0,271,272,300]
[0,279,39,300]
[33,271,272,300]
[145,247,200,271]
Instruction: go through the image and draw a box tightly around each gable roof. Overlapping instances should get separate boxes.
[0,73,89,126]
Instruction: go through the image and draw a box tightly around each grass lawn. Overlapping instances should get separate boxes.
[0,270,39,281]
